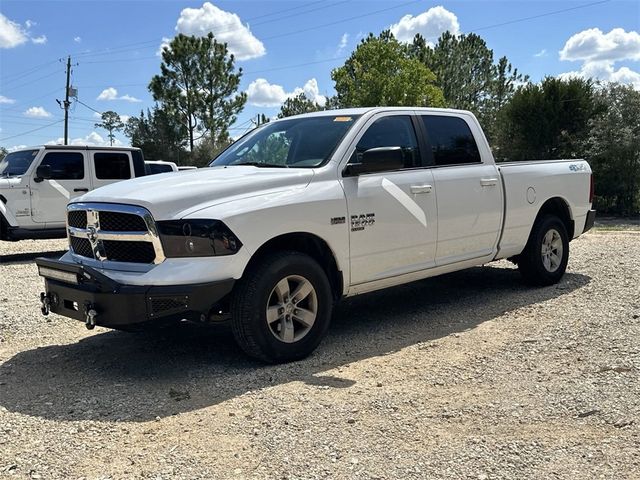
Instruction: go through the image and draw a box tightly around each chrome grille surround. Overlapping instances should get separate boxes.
[67,203,165,265]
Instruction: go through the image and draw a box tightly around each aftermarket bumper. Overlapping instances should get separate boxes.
[36,257,234,329]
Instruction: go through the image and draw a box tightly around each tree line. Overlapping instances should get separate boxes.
[12,29,639,215]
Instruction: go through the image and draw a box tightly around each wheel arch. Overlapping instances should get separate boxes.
[533,196,574,240]
[244,232,344,301]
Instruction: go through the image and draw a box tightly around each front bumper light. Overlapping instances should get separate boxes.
[157,219,242,258]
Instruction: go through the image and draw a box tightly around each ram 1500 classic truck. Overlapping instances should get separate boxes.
[36,107,596,363]
[1,145,146,241]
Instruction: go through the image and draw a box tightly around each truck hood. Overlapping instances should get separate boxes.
[74,166,315,219]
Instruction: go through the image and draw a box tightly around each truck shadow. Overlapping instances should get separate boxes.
[0,265,590,422]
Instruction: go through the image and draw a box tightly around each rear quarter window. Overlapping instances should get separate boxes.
[421,115,481,166]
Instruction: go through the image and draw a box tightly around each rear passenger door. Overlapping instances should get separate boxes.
[419,114,502,265]
[90,151,134,190]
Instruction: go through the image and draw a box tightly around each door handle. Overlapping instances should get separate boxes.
[73,188,89,192]
[410,184,433,194]
[480,178,498,187]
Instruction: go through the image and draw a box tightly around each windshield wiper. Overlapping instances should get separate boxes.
[232,162,289,168]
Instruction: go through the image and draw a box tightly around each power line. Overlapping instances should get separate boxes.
[0,120,64,142]
[70,0,336,60]
[470,0,611,33]
[76,99,103,116]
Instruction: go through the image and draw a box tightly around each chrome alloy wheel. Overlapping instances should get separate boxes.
[266,275,318,343]
[541,228,563,273]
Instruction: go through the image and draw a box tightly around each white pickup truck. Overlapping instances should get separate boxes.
[0,145,147,241]
[36,107,595,363]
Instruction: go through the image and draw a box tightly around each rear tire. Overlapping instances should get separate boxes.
[518,214,569,286]
[230,251,333,363]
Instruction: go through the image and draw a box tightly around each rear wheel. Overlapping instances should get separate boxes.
[518,215,569,286]
[230,251,333,363]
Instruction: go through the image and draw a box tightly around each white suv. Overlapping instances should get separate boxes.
[0,145,146,241]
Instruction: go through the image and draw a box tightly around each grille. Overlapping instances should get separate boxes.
[103,240,156,263]
[99,211,148,232]
[70,236,93,258]
[68,210,87,229]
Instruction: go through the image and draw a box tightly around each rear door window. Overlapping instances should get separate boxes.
[421,115,481,166]
[40,152,85,179]
[93,152,131,179]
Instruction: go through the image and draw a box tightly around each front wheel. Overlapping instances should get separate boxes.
[518,215,570,286]
[230,252,333,363]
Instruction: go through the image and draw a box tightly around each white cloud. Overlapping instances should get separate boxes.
[0,95,16,104]
[7,145,28,153]
[246,79,287,107]
[31,35,47,45]
[173,2,266,61]
[46,131,124,147]
[534,49,547,58]
[559,28,640,62]
[25,19,36,28]
[559,61,640,90]
[336,33,349,55]
[246,78,326,107]
[558,27,640,90]
[0,13,28,48]
[24,106,52,118]
[96,87,141,102]
[390,6,460,44]
[73,36,82,43]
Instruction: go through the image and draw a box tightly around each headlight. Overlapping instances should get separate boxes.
[157,219,242,257]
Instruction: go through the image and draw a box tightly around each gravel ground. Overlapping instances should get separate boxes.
[0,231,638,480]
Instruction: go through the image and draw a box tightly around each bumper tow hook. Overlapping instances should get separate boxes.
[84,302,97,330]
[40,292,51,316]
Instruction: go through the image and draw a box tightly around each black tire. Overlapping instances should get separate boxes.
[518,214,569,286]
[230,251,333,363]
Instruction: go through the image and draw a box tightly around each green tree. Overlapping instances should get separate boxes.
[94,110,124,146]
[410,32,527,141]
[331,32,445,108]
[0,147,7,161]
[149,33,246,151]
[583,83,640,214]
[125,107,188,163]
[497,77,599,162]
[278,93,323,118]
[189,133,233,167]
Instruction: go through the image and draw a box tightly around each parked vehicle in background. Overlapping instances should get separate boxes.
[1,145,146,241]
[145,160,178,175]
[177,166,198,171]
[36,107,595,362]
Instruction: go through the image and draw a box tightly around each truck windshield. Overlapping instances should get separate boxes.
[210,115,360,168]
[0,149,39,177]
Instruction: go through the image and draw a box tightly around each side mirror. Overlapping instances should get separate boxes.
[34,164,52,183]
[344,147,404,176]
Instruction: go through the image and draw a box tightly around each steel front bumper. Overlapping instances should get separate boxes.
[36,258,234,329]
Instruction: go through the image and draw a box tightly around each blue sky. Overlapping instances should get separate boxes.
[1,0,639,151]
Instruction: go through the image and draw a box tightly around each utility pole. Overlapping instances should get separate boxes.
[63,56,71,145]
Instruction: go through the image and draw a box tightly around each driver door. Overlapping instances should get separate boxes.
[30,150,88,225]
[341,114,438,285]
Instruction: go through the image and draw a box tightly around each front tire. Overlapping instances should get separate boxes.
[518,214,569,286]
[230,251,333,363]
